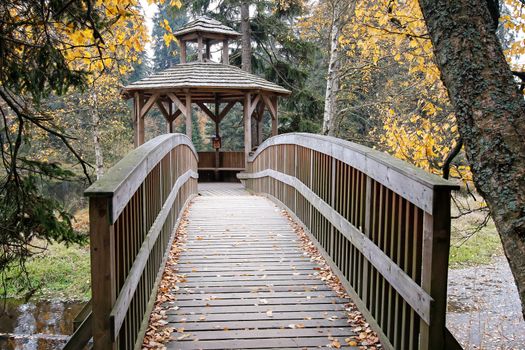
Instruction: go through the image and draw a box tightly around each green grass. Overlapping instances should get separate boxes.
[1,241,91,301]
[449,195,504,268]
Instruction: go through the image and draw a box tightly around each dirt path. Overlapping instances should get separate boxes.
[447,256,525,349]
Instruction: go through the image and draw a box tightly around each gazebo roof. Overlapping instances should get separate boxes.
[122,62,291,97]
[173,16,241,42]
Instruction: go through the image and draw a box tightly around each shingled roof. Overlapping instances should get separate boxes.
[173,16,241,40]
[122,62,291,96]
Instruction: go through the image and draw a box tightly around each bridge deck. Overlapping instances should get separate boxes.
[161,183,357,349]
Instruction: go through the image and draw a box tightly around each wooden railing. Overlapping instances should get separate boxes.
[238,133,461,350]
[65,134,198,350]
[197,151,245,170]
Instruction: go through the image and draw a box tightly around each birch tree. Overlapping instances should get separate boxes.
[322,0,355,135]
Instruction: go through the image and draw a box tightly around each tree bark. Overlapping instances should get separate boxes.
[240,1,251,73]
[418,0,525,319]
[322,0,354,136]
[90,88,104,180]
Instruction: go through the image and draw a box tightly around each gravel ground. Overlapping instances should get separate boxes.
[447,256,525,349]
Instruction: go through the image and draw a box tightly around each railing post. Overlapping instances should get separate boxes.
[293,145,299,213]
[89,197,117,350]
[309,148,314,230]
[419,189,452,350]
[330,157,336,256]
[362,176,372,306]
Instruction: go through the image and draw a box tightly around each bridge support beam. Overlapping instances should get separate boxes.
[244,93,252,167]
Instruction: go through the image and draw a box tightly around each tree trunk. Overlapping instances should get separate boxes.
[240,1,251,73]
[322,0,354,136]
[418,0,525,319]
[90,88,104,180]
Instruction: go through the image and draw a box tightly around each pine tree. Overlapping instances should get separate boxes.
[152,4,188,71]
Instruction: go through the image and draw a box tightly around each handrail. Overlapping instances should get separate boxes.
[239,133,460,350]
[250,133,456,213]
[65,134,199,350]
[85,133,197,222]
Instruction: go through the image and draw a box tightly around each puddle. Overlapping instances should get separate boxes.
[0,299,86,350]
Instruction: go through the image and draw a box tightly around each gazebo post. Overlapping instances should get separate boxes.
[197,35,204,62]
[222,39,229,64]
[180,40,186,63]
[123,17,291,166]
[168,101,173,133]
[214,100,220,180]
[205,40,211,60]
[244,93,252,166]
[256,101,265,145]
[271,97,278,136]
[185,93,192,140]
[133,92,145,147]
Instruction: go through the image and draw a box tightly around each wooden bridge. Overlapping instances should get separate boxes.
[64,132,462,350]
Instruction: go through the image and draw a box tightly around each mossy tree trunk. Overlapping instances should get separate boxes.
[418,0,525,319]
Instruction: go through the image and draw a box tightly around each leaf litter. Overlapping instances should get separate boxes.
[142,201,382,349]
[282,209,382,349]
[142,206,192,349]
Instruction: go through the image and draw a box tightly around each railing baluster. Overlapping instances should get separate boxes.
[239,133,459,350]
[73,134,199,350]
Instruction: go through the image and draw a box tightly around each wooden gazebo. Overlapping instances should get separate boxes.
[122,16,291,169]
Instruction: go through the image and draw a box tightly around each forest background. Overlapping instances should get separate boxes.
[1,0,524,325]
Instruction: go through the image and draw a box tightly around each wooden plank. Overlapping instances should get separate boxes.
[151,190,356,349]
[173,290,339,300]
[167,310,348,323]
[168,327,353,341]
[239,169,433,324]
[168,318,349,331]
[167,337,358,350]
[174,285,333,294]
[173,297,346,307]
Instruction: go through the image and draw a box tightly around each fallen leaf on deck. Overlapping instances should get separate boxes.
[331,339,341,348]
